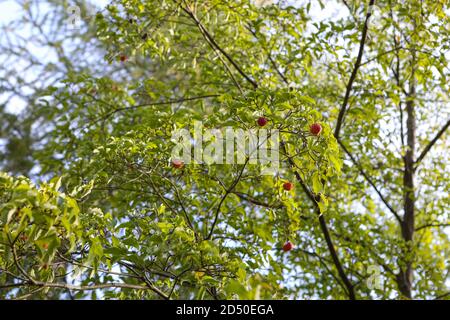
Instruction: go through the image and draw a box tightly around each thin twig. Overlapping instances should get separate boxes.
[334,0,376,139]
[415,119,450,168]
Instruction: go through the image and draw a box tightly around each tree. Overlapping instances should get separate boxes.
[0,0,449,300]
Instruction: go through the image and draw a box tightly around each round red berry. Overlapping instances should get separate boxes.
[282,241,294,252]
[310,123,322,136]
[257,117,268,127]
[283,182,294,191]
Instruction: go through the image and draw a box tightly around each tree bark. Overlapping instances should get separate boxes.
[398,48,416,299]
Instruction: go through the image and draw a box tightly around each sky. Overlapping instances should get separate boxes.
[0,0,110,24]
[0,0,110,113]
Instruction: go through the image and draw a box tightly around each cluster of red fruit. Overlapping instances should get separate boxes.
[168,118,319,253]
[256,117,306,253]
[282,182,294,252]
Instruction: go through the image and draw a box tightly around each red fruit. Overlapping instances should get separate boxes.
[282,241,294,252]
[172,159,184,169]
[283,182,294,191]
[310,123,322,136]
[42,243,49,249]
[257,117,268,127]
[120,55,128,62]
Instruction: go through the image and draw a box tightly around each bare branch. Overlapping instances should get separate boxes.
[334,0,376,139]
[415,223,450,231]
[415,118,450,167]
[338,139,402,224]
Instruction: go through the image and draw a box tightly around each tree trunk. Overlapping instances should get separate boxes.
[398,49,416,299]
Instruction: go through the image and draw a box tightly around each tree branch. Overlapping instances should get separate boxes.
[338,139,402,224]
[10,281,169,298]
[231,191,284,209]
[434,291,450,300]
[95,94,219,124]
[181,3,258,89]
[415,223,450,231]
[206,158,249,240]
[280,140,356,300]
[334,0,376,139]
[415,118,450,167]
